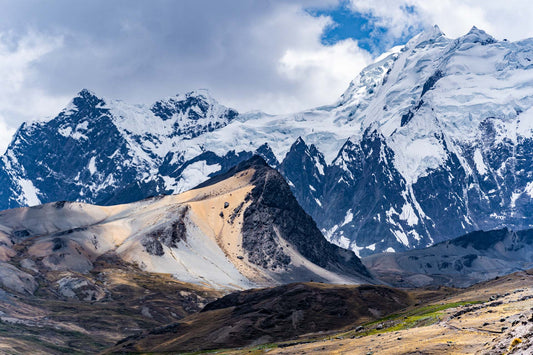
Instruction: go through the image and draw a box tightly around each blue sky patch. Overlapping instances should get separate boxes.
[307,0,421,55]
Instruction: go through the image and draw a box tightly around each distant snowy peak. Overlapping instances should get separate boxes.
[336,50,398,111]
[108,89,238,142]
[150,89,237,123]
[58,88,239,141]
[333,25,533,182]
[407,24,446,48]
[458,26,497,46]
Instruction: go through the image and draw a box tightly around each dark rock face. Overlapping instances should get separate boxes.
[0,89,251,210]
[151,93,238,139]
[0,90,138,209]
[276,127,533,256]
[142,206,189,256]
[150,93,238,138]
[278,133,430,256]
[411,134,470,242]
[205,156,371,278]
[279,137,326,219]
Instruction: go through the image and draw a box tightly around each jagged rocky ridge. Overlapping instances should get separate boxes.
[2,26,533,255]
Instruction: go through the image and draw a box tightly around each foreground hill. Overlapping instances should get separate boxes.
[0,156,371,293]
[110,283,412,353]
[2,27,533,256]
[363,227,533,287]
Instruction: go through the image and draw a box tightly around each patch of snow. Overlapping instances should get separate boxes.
[323,224,338,242]
[18,179,41,206]
[76,121,89,131]
[473,149,488,175]
[71,131,88,140]
[314,157,325,175]
[88,157,97,175]
[392,229,409,247]
[341,209,353,227]
[175,161,221,193]
[510,191,521,208]
[390,135,448,185]
[399,203,418,226]
[516,107,533,136]
[162,176,178,192]
[408,229,422,241]
[525,182,533,198]
[336,235,351,250]
[385,247,395,253]
[58,127,72,137]
[348,239,365,257]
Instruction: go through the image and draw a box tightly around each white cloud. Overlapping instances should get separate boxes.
[0,118,15,154]
[278,39,372,108]
[348,0,533,41]
[0,1,374,133]
[0,31,69,153]
[217,3,373,114]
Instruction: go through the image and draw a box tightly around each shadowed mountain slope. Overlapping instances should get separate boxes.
[363,228,533,287]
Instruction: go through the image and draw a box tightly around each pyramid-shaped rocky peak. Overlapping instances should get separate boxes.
[69,88,105,108]
[55,88,108,123]
[197,155,372,281]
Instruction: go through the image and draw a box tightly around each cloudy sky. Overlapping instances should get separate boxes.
[0,0,532,153]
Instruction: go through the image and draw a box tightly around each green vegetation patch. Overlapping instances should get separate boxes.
[348,300,482,337]
[181,300,484,354]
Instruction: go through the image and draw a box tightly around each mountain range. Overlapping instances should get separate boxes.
[2,25,533,258]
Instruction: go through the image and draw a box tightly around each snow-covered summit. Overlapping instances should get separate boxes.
[407,24,446,48]
[459,26,497,45]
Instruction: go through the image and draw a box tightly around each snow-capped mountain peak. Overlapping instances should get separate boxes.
[2,26,533,258]
[59,88,107,118]
[407,24,446,48]
[459,25,496,45]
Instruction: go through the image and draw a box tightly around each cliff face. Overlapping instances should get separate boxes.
[240,156,371,279]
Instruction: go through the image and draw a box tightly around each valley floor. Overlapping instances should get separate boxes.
[219,270,533,355]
